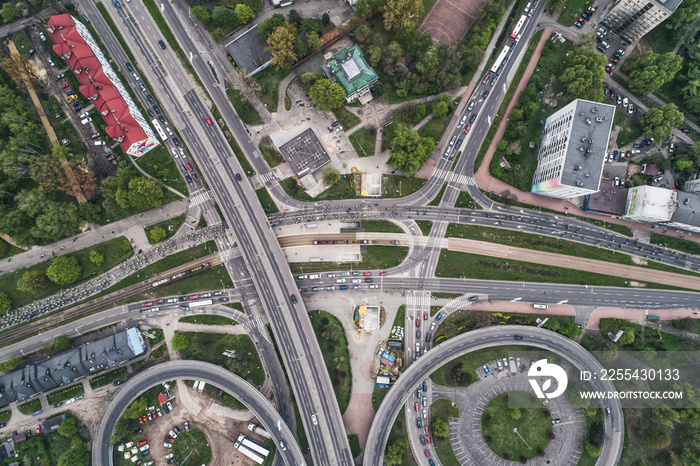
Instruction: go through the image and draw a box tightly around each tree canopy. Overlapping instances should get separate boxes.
[149,225,167,243]
[266,22,298,70]
[389,123,436,174]
[89,250,105,266]
[322,166,341,185]
[171,333,190,351]
[641,104,684,140]
[309,79,346,110]
[46,255,82,286]
[628,51,683,94]
[559,46,606,102]
[383,0,424,35]
[0,291,10,314]
[16,269,49,293]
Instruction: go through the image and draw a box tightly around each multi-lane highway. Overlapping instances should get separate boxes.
[93,360,304,466]
[363,326,624,466]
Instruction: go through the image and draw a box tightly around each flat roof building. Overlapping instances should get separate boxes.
[46,15,158,157]
[601,0,683,43]
[667,191,700,233]
[278,128,331,185]
[684,174,700,193]
[532,99,615,199]
[225,24,272,77]
[624,186,676,222]
[322,44,378,104]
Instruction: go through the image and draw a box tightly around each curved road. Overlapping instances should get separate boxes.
[363,326,623,466]
[93,360,304,466]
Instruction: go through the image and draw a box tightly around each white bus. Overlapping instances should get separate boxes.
[490,45,511,74]
[188,299,213,309]
[152,118,168,141]
[511,14,527,39]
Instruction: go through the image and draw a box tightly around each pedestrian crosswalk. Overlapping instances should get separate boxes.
[433,168,449,180]
[189,191,210,208]
[260,172,276,183]
[406,290,431,313]
[243,316,265,331]
[451,173,476,187]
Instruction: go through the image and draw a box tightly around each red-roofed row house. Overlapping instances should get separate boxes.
[46,14,158,157]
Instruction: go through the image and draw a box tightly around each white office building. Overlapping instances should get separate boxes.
[624,186,676,222]
[531,99,616,199]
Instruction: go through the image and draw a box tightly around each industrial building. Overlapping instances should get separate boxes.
[601,0,683,43]
[46,14,158,157]
[531,99,615,199]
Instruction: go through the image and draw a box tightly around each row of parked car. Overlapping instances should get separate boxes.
[574,4,596,28]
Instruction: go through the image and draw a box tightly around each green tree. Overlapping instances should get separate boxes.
[266,22,298,70]
[122,397,148,420]
[192,5,211,23]
[306,31,322,52]
[309,79,346,110]
[79,202,102,223]
[389,123,437,174]
[355,23,371,43]
[210,28,228,43]
[628,51,683,94]
[211,6,236,27]
[89,249,105,266]
[322,166,341,185]
[385,438,409,465]
[57,443,89,466]
[149,225,167,243]
[559,46,606,101]
[383,0,424,35]
[171,333,190,351]
[585,442,602,457]
[432,418,449,438]
[641,104,685,140]
[53,335,72,352]
[46,255,82,285]
[57,417,78,438]
[16,269,49,293]
[0,354,22,371]
[322,12,331,26]
[665,0,700,30]
[509,407,522,420]
[288,9,301,24]
[30,154,67,193]
[301,71,321,89]
[432,100,449,119]
[0,291,10,314]
[257,13,285,40]
[1,2,21,22]
[637,424,671,448]
[234,4,255,24]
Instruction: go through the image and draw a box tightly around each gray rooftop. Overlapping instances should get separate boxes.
[560,100,615,192]
[42,414,66,433]
[656,0,683,13]
[0,328,145,409]
[279,128,331,179]
[671,192,700,227]
[224,25,272,76]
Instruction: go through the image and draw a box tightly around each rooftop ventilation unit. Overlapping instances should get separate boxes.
[592,108,599,113]
[586,118,592,125]
[596,117,603,122]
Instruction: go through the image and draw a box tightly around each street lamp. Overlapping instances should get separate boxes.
[513,427,532,451]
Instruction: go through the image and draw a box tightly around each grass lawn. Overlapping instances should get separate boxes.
[171,428,212,465]
[650,233,700,255]
[428,183,447,206]
[135,145,187,195]
[0,236,133,310]
[672,317,700,334]
[361,220,403,233]
[289,246,408,273]
[556,0,592,26]
[333,106,361,129]
[416,220,433,236]
[256,187,280,214]
[178,332,264,387]
[482,391,553,461]
[13,30,31,55]
[145,214,186,244]
[0,410,10,424]
[202,383,246,409]
[253,67,289,111]
[258,135,284,167]
[179,315,236,325]
[46,383,84,405]
[90,366,128,389]
[615,113,644,147]
[149,344,167,359]
[431,399,461,466]
[418,111,455,144]
[18,399,42,415]
[309,310,352,413]
[435,249,683,290]
[385,407,418,466]
[226,84,263,125]
[280,176,357,201]
[348,434,362,458]
[148,328,165,346]
[455,191,481,209]
[348,126,376,157]
[445,223,700,276]
[372,385,390,412]
[383,175,427,198]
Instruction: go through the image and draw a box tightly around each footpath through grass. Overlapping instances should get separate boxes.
[0,236,133,310]
[348,127,376,157]
[289,246,407,273]
[309,310,352,413]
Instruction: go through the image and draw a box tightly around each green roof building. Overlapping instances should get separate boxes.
[321,44,378,104]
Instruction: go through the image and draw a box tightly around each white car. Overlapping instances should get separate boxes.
[168,429,177,438]
[172,149,179,158]
[94,140,106,146]
[334,126,343,133]
[81,117,92,125]
[125,442,134,448]
[166,126,173,136]
[132,72,139,81]
[139,444,149,452]
[622,97,628,108]
[39,32,46,41]
[164,454,173,459]
[163,442,172,448]
[311,414,318,425]
[336,279,346,283]
[79,112,90,119]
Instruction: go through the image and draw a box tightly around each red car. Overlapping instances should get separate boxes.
[625,150,631,158]
[144,301,153,307]
[36,425,42,434]
[426,435,431,444]
[416,319,420,327]
[151,410,157,419]
[425,449,430,458]
[138,440,148,446]
[424,425,429,434]
[415,402,420,412]
[609,57,618,63]
[139,417,146,424]
[205,117,213,125]
[605,66,613,73]
[424,311,428,320]
[482,74,490,84]
[61,83,69,89]
[186,163,193,172]
[156,299,164,304]
[363,272,372,276]
[464,125,471,133]
[578,17,585,24]
[380,272,387,276]
[189,294,199,300]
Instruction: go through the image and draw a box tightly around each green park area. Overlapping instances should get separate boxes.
[481,391,553,462]
[179,315,236,325]
[90,366,128,389]
[14,415,88,466]
[145,214,186,244]
[171,428,212,465]
[430,399,460,465]
[309,311,352,413]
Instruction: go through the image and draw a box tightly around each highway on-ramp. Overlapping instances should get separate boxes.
[363,326,623,466]
[93,360,304,466]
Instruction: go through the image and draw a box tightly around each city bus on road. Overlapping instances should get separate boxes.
[490,45,511,74]
[188,299,213,309]
[511,14,527,39]
[152,118,168,141]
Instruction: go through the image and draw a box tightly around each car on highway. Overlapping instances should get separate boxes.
[482,91,489,98]
[186,163,193,172]
[156,299,164,304]
[380,271,387,276]
[364,278,372,283]
[144,301,153,307]
[236,173,242,181]
[415,402,420,411]
[205,117,213,126]
[436,311,445,321]
[417,418,422,428]
[290,294,297,303]
[426,435,431,444]
[482,74,490,84]
[416,319,420,327]
[425,449,431,458]
[424,425,429,434]
[416,329,421,339]
[467,101,475,111]
[311,414,318,425]
[423,311,428,320]
[363,272,372,276]
[429,322,436,331]
[420,435,426,445]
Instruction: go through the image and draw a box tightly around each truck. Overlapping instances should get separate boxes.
[646,315,660,321]
[238,434,270,457]
[188,299,213,309]
[508,357,517,375]
[248,423,272,439]
[192,381,200,391]
[198,381,206,392]
[234,440,265,464]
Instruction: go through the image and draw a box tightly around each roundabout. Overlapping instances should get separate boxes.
[364,326,624,466]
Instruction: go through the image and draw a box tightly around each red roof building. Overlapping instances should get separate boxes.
[158,392,168,404]
[46,14,158,157]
